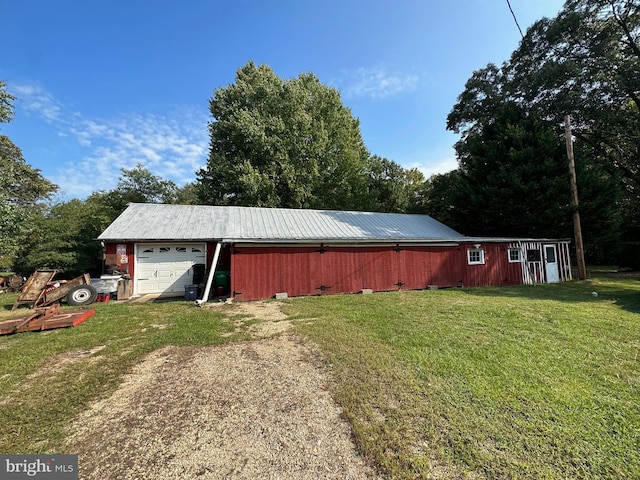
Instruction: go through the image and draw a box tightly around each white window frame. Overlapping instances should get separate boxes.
[508,248,523,263]
[467,248,485,265]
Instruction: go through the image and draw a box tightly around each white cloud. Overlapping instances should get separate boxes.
[344,66,420,99]
[72,111,208,191]
[12,83,209,199]
[407,155,458,179]
[12,84,63,122]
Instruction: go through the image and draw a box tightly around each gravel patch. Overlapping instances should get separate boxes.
[65,332,380,479]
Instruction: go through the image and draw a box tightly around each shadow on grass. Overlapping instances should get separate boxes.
[459,276,640,314]
[1,294,20,312]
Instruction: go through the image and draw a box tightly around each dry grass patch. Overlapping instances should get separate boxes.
[65,334,380,479]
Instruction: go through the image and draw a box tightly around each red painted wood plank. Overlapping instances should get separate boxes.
[27,309,95,331]
[399,247,431,290]
[321,247,363,295]
[280,247,322,297]
[231,247,282,301]
[0,308,95,335]
[426,247,464,288]
[360,247,399,292]
[461,243,524,287]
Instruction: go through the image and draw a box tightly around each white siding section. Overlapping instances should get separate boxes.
[510,241,572,285]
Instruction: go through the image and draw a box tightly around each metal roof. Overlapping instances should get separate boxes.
[98,203,468,243]
[98,203,571,245]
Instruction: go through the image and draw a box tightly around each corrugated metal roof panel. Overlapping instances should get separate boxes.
[97,203,572,244]
[98,203,465,242]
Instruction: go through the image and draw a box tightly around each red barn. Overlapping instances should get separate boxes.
[98,204,572,302]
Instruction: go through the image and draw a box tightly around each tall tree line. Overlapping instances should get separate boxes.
[427,0,639,265]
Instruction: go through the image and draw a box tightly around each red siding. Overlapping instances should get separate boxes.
[360,247,399,292]
[281,247,322,297]
[397,246,467,289]
[428,247,464,287]
[230,244,474,301]
[460,243,523,287]
[321,247,363,295]
[226,241,559,301]
[107,240,537,301]
[398,247,430,290]
[231,247,282,301]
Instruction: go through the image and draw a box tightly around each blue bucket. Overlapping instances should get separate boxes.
[184,284,198,301]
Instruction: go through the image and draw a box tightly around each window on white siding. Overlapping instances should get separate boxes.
[467,249,485,265]
[527,249,542,262]
[508,248,523,263]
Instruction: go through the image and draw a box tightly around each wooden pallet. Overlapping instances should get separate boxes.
[0,305,95,336]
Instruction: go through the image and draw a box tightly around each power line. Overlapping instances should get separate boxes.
[506,0,524,38]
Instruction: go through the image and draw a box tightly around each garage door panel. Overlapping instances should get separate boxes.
[135,243,206,294]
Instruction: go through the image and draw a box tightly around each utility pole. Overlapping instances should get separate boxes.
[564,115,587,280]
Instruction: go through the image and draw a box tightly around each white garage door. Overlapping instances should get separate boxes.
[135,243,206,294]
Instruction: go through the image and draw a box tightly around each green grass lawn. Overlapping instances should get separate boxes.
[1,276,638,479]
[287,277,640,479]
[0,298,248,453]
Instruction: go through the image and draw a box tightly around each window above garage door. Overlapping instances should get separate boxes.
[135,243,206,295]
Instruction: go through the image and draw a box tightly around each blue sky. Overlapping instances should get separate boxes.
[1,0,565,200]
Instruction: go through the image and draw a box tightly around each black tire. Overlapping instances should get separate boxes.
[66,284,98,306]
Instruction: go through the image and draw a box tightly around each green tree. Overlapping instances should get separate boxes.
[0,82,58,268]
[85,164,182,224]
[445,0,637,262]
[449,102,620,246]
[423,170,467,231]
[100,163,179,213]
[362,157,432,213]
[13,197,113,276]
[0,81,15,124]
[404,167,430,214]
[507,0,640,196]
[455,102,572,237]
[365,156,410,213]
[13,165,185,276]
[197,62,371,210]
[507,0,639,255]
[457,103,620,259]
[174,182,199,205]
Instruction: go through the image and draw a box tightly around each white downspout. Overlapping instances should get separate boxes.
[195,242,222,306]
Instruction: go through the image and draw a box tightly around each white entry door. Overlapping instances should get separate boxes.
[136,244,206,294]
[544,244,559,283]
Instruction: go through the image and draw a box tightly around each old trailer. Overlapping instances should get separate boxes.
[11,270,98,310]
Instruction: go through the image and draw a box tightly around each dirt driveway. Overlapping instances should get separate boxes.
[65,302,380,479]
